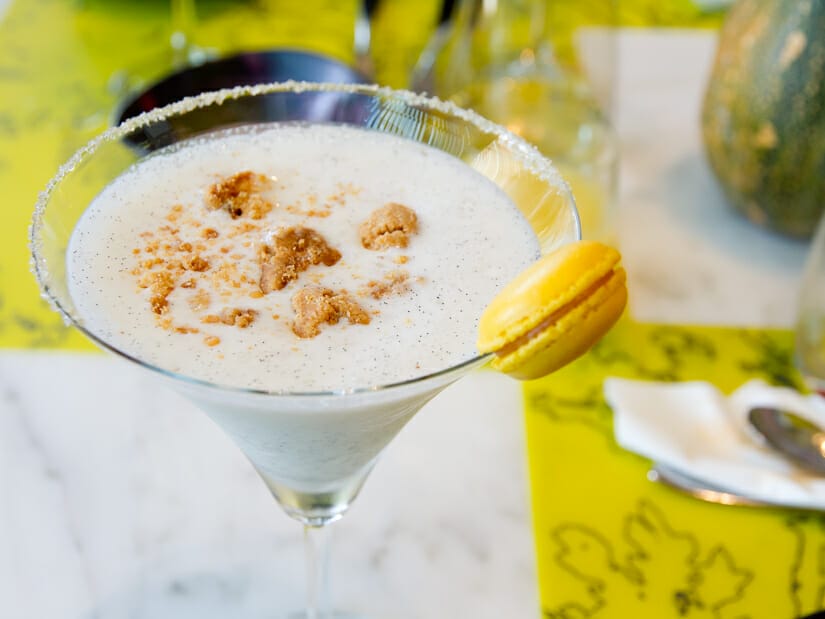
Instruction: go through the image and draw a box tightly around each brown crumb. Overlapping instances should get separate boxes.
[188,290,211,311]
[285,203,332,218]
[291,286,371,338]
[204,335,221,347]
[228,222,260,238]
[202,228,219,239]
[359,203,418,250]
[183,255,210,272]
[363,270,410,299]
[151,295,169,315]
[174,326,199,334]
[259,226,341,293]
[201,308,257,328]
[146,271,175,315]
[218,307,258,328]
[165,205,183,223]
[206,171,273,219]
[249,290,264,299]
[394,255,409,265]
[180,279,197,289]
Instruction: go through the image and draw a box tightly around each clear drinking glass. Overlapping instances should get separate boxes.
[412,0,618,241]
[107,0,212,99]
[30,82,579,618]
[796,212,825,396]
[170,0,210,67]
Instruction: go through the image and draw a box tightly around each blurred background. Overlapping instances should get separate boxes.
[0,0,730,352]
[13,4,825,619]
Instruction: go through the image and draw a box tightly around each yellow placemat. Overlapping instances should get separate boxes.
[526,317,823,619]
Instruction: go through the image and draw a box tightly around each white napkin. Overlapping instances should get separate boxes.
[604,378,825,509]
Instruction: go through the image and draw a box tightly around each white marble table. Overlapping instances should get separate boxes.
[1,31,810,619]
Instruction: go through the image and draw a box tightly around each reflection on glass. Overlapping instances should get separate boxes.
[412,0,618,241]
[170,0,212,67]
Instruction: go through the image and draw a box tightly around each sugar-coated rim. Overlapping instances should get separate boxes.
[30,81,579,399]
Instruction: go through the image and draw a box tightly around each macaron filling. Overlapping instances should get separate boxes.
[493,269,616,359]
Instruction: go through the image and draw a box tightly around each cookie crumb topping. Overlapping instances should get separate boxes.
[206,171,273,220]
[359,202,418,250]
[131,172,421,344]
[291,286,371,338]
[259,226,341,293]
[218,307,258,328]
[363,270,410,299]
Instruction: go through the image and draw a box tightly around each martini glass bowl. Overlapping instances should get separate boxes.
[31,82,579,618]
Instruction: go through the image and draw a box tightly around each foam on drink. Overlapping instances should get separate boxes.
[67,123,540,392]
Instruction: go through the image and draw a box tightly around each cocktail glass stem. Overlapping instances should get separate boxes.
[303,524,333,619]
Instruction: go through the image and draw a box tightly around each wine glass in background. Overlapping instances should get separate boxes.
[796,212,825,396]
[108,0,375,106]
[105,0,215,100]
[412,0,618,242]
[169,0,213,68]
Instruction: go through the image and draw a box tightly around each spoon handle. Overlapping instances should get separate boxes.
[748,407,825,476]
[649,464,825,512]
[649,465,770,508]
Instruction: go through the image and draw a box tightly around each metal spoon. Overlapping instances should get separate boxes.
[649,464,825,511]
[648,464,776,508]
[748,406,825,475]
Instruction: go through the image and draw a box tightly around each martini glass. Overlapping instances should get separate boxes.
[31,82,579,618]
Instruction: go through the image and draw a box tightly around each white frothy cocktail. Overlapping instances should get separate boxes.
[64,122,542,517]
[68,124,539,393]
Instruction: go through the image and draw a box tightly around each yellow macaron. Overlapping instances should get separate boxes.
[477,240,627,380]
